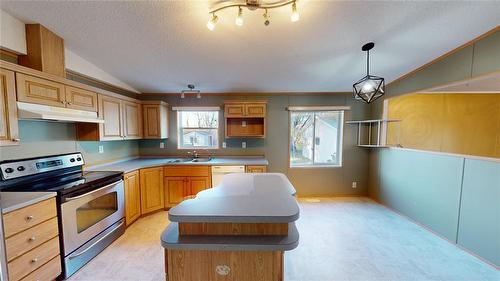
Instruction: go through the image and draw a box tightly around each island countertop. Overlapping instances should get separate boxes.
[85,156,268,173]
[168,173,299,223]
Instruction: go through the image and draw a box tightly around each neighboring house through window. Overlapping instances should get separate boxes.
[289,107,345,167]
[176,108,219,149]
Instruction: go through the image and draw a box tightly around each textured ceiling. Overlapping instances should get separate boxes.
[1,1,499,93]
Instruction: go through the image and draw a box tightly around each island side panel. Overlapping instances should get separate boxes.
[178,222,289,236]
[166,249,283,281]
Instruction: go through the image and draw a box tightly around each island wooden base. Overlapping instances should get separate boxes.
[165,249,283,281]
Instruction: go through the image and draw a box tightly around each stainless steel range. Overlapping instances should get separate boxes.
[0,153,125,279]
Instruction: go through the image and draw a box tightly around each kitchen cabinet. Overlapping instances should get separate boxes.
[143,101,169,139]
[2,198,61,281]
[16,73,66,107]
[246,165,267,173]
[124,171,141,226]
[76,94,143,141]
[224,100,266,138]
[65,85,98,112]
[164,166,212,208]
[140,167,165,214]
[123,100,143,139]
[0,68,20,146]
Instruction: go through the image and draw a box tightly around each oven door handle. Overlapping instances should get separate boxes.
[68,220,125,260]
[65,180,123,201]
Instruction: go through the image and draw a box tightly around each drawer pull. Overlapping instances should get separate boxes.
[28,236,36,242]
[31,258,38,263]
[25,215,34,221]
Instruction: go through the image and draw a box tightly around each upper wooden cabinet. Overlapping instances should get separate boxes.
[224,100,267,138]
[124,171,141,226]
[140,167,165,214]
[16,73,66,107]
[143,101,169,139]
[65,86,98,112]
[224,101,266,118]
[76,94,143,141]
[123,100,143,139]
[0,69,20,146]
[16,73,98,112]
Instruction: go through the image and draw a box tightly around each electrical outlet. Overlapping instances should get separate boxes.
[160,142,165,149]
[98,145,104,154]
[242,120,247,127]
[352,181,357,188]
[242,141,246,148]
[222,141,227,148]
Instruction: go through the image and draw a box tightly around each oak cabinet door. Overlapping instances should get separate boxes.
[124,171,141,226]
[16,73,66,107]
[165,177,186,208]
[65,86,98,112]
[187,177,211,196]
[225,104,245,117]
[140,167,164,214]
[245,103,266,117]
[98,94,123,140]
[123,101,143,139]
[0,69,19,146]
[143,102,169,139]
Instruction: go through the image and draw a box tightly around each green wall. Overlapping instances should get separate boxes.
[140,93,371,196]
[368,28,500,266]
[0,121,139,165]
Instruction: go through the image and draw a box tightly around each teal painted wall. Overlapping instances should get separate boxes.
[140,93,371,196]
[458,159,500,266]
[367,29,500,266]
[0,121,139,165]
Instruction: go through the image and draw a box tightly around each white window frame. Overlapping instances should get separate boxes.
[175,107,220,150]
[288,106,346,168]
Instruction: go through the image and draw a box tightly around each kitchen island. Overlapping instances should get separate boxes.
[161,173,300,281]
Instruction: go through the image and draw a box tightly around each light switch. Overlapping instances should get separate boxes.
[160,142,165,149]
[222,141,227,148]
[98,145,104,154]
[352,181,357,188]
[242,142,246,148]
[242,120,247,127]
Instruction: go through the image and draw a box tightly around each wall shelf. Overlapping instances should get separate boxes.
[346,119,400,148]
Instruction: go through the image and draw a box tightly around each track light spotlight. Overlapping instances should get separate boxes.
[291,1,299,22]
[235,6,244,26]
[206,13,218,31]
[263,9,270,26]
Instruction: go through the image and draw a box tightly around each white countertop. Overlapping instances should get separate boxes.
[168,173,299,223]
[86,156,269,173]
[0,192,56,213]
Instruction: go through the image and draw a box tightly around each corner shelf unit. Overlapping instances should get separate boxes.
[346,119,401,148]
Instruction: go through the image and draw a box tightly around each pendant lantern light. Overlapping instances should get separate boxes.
[353,42,385,103]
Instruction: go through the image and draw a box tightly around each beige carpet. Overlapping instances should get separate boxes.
[68,197,499,281]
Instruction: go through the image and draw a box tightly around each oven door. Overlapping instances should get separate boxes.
[61,180,124,256]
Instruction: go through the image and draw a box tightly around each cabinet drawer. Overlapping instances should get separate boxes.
[246,165,267,173]
[164,165,210,177]
[225,104,245,117]
[5,217,59,262]
[8,237,60,281]
[245,103,266,117]
[65,86,98,112]
[16,73,66,107]
[3,198,57,238]
[19,255,61,281]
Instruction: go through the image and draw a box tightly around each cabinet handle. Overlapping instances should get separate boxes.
[28,236,36,242]
[31,258,38,263]
[25,215,34,221]
[60,100,66,105]
[11,138,20,142]
[67,102,72,105]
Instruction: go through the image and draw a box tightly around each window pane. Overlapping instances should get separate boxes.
[290,112,314,166]
[314,111,341,165]
[180,128,218,148]
[179,111,218,128]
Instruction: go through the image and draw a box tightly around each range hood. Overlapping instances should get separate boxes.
[17,102,105,123]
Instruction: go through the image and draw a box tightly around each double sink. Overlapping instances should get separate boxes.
[169,157,212,163]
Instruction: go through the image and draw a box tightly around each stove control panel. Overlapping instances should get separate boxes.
[0,153,84,180]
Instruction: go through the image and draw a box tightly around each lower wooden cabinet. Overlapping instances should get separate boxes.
[124,171,141,226]
[246,165,267,173]
[140,167,165,214]
[165,176,211,208]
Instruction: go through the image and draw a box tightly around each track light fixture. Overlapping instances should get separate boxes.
[207,0,299,30]
[181,84,201,99]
